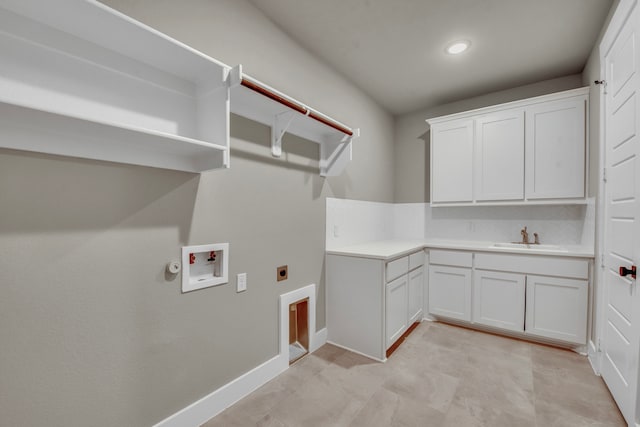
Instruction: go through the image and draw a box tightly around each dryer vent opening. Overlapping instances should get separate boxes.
[289,298,309,364]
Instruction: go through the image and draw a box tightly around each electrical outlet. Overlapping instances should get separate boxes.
[333,225,340,237]
[277,265,288,282]
[237,273,247,292]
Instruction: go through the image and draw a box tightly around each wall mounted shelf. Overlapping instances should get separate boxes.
[0,0,357,175]
[229,67,359,177]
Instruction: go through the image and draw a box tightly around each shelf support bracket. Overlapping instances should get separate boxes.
[272,110,299,157]
[228,64,243,88]
[320,128,359,176]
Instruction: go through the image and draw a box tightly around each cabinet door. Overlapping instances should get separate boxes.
[428,265,472,322]
[525,97,586,199]
[385,274,409,349]
[408,267,424,325]
[475,109,525,201]
[473,270,525,332]
[431,119,474,203]
[525,275,588,344]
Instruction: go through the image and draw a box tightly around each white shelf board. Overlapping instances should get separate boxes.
[0,0,355,175]
[0,0,229,86]
[0,101,227,172]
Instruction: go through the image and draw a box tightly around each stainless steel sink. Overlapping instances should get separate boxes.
[491,242,569,252]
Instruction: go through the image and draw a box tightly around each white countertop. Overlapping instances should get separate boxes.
[326,238,594,260]
[326,240,427,260]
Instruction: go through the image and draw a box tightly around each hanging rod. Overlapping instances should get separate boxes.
[239,75,354,137]
[240,78,307,115]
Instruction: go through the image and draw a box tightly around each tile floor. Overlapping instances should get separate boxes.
[202,322,625,427]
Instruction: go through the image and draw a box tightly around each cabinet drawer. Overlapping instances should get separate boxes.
[409,251,425,270]
[386,256,409,282]
[429,250,472,268]
[475,253,588,279]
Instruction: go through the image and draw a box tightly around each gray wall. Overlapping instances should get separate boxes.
[394,74,585,203]
[0,1,394,426]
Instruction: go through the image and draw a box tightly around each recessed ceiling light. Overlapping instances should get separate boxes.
[446,40,470,55]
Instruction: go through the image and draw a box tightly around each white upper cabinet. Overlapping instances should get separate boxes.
[427,87,588,206]
[525,98,586,200]
[430,119,474,203]
[475,109,525,201]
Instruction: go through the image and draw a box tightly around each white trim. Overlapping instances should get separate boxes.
[312,327,328,352]
[588,339,601,375]
[593,41,607,378]
[327,340,386,362]
[152,354,286,427]
[154,284,325,427]
[426,87,590,126]
[279,284,317,362]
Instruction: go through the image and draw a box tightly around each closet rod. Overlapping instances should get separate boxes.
[240,77,353,137]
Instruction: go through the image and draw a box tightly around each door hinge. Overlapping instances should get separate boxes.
[603,167,607,183]
[601,254,605,268]
[595,79,607,94]
[597,338,602,352]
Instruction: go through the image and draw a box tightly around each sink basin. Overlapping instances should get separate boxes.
[491,242,569,252]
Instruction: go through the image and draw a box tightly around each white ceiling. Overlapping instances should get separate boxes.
[248,0,614,115]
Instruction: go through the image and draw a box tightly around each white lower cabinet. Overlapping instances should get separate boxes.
[385,275,409,349]
[428,265,472,322]
[473,270,525,332]
[408,267,424,324]
[326,248,424,361]
[428,250,590,347]
[525,275,588,344]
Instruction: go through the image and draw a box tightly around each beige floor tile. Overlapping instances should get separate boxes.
[316,350,391,402]
[350,388,445,427]
[535,397,625,427]
[533,372,624,425]
[442,399,535,427]
[382,364,459,413]
[268,370,366,426]
[202,322,625,427]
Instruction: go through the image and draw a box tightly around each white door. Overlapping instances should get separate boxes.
[408,267,424,325]
[428,265,472,322]
[385,274,408,349]
[430,119,474,203]
[525,97,586,200]
[473,270,525,332]
[474,109,525,201]
[600,1,640,423]
[525,275,588,345]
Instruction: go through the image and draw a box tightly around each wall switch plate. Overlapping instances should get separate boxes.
[237,273,247,292]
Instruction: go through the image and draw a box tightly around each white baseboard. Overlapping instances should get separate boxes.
[312,327,327,352]
[587,339,601,375]
[154,328,328,427]
[153,354,287,427]
[326,340,386,363]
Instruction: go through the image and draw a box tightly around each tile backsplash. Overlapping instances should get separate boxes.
[327,197,595,248]
[425,203,590,245]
